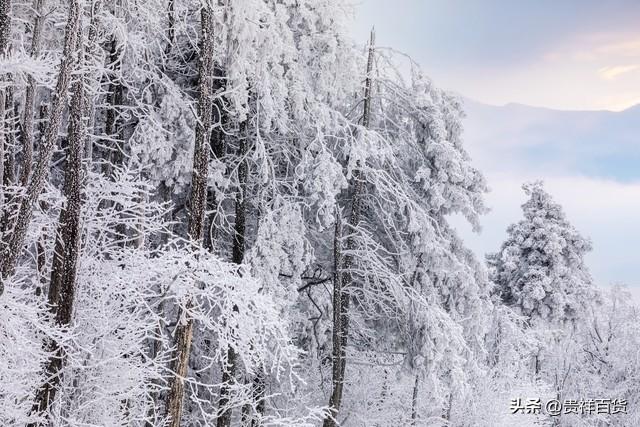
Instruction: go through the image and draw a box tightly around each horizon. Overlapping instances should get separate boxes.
[352,0,640,111]
[352,1,640,290]
[463,97,640,113]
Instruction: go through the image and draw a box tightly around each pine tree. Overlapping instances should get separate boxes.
[488,181,596,325]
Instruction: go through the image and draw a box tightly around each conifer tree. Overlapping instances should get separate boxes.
[488,181,596,325]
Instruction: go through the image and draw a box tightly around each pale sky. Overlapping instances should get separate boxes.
[352,1,640,289]
[352,0,640,111]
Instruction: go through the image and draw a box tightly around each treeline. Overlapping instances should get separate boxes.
[0,1,638,426]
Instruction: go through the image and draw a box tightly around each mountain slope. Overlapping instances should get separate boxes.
[462,99,640,181]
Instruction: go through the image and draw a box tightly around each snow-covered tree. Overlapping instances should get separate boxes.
[488,181,597,325]
[0,1,627,426]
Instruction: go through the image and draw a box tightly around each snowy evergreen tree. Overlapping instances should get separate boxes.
[488,181,597,325]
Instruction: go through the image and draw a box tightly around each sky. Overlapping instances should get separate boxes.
[352,1,640,290]
[352,0,640,111]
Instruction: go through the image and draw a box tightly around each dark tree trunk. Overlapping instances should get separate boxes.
[411,374,420,425]
[323,28,375,427]
[19,0,46,186]
[165,0,175,54]
[0,86,17,247]
[0,89,4,205]
[0,0,11,54]
[163,5,214,426]
[2,86,16,187]
[0,0,10,206]
[29,14,88,422]
[35,104,49,297]
[101,28,130,245]
[102,34,124,179]
[203,73,226,251]
[240,370,265,427]
[0,0,81,295]
[216,122,248,427]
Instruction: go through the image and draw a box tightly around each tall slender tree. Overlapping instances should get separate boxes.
[0,0,81,295]
[0,0,11,202]
[216,121,248,427]
[28,1,92,421]
[19,0,46,186]
[164,2,214,425]
[323,28,375,427]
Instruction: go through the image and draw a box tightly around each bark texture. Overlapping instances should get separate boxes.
[163,6,214,426]
[216,124,248,427]
[102,33,124,179]
[0,0,11,55]
[28,7,88,420]
[0,0,11,272]
[0,0,81,295]
[323,28,375,427]
[411,374,420,425]
[19,0,46,185]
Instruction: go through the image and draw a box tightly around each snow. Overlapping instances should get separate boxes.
[0,1,636,426]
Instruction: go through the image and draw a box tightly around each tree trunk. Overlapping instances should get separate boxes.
[323,28,375,427]
[240,370,265,427]
[101,23,130,245]
[2,85,16,187]
[0,87,18,242]
[28,12,88,421]
[19,0,46,186]
[324,207,343,427]
[411,374,420,425]
[0,90,4,208]
[163,5,214,426]
[34,103,49,296]
[203,71,226,251]
[443,389,453,426]
[216,122,248,427]
[165,0,175,55]
[0,0,10,210]
[102,33,124,179]
[0,0,81,295]
[0,0,11,55]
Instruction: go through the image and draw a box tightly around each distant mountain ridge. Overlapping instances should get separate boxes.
[461,99,640,182]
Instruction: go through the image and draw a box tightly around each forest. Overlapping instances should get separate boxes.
[0,1,637,426]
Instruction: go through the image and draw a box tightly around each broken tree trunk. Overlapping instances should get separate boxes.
[323,28,375,427]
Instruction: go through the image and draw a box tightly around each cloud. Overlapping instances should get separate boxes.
[351,2,640,289]
[598,64,640,80]
[353,1,640,110]
[595,36,640,57]
[453,102,640,288]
